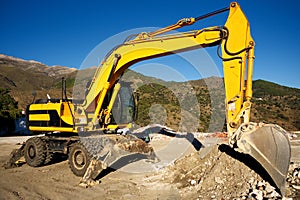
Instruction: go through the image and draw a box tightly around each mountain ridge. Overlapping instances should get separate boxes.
[0,54,77,77]
[1,54,299,131]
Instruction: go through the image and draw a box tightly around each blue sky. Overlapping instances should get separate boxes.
[1,0,300,88]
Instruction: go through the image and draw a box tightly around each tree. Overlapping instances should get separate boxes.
[0,88,21,135]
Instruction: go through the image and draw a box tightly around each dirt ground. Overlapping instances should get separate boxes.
[0,131,299,200]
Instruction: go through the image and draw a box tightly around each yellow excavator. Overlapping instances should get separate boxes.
[13,2,290,195]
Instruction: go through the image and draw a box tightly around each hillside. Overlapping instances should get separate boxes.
[134,78,300,131]
[0,54,77,108]
[251,80,300,131]
[0,54,299,131]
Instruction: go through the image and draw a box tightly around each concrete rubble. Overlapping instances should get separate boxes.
[143,142,300,199]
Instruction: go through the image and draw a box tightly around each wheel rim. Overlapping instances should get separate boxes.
[73,149,86,170]
[28,145,36,159]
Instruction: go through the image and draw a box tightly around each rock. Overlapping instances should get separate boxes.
[190,179,197,185]
[293,170,298,178]
[248,177,255,185]
[265,184,275,194]
[257,180,264,188]
[256,190,263,200]
[249,189,263,200]
[292,185,300,190]
[214,177,224,184]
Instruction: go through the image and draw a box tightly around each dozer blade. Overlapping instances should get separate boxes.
[79,133,159,187]
[230,123,291,195]
[3,143,25,169]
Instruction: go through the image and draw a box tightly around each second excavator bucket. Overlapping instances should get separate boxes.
[230,123,291,195]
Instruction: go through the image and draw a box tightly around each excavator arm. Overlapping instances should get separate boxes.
[221,2,255,134]
[79,2,254,136]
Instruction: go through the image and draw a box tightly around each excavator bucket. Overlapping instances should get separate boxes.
[230,123,291,195]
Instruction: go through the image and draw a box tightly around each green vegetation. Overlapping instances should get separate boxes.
[253,79,300,97]
[133,79,300,132]
[133,80,226,132]
[54,77,76,89]
[251,80,300,130]
[134,83,181,130]
[0,88,21,134]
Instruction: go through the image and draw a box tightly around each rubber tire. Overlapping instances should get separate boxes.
[68,142,91,177]
[24,137,46,167]
[44,151,54,165]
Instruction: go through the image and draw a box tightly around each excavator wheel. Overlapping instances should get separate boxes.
[44,151,54,165]
[24,137,46,167]
[68,142,91,177]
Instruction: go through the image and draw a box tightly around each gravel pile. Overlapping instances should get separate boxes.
[286,164,300,198]
[239,179,281,200]
[151,144,299,199]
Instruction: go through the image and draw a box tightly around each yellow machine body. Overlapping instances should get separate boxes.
[27,101,76,133]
